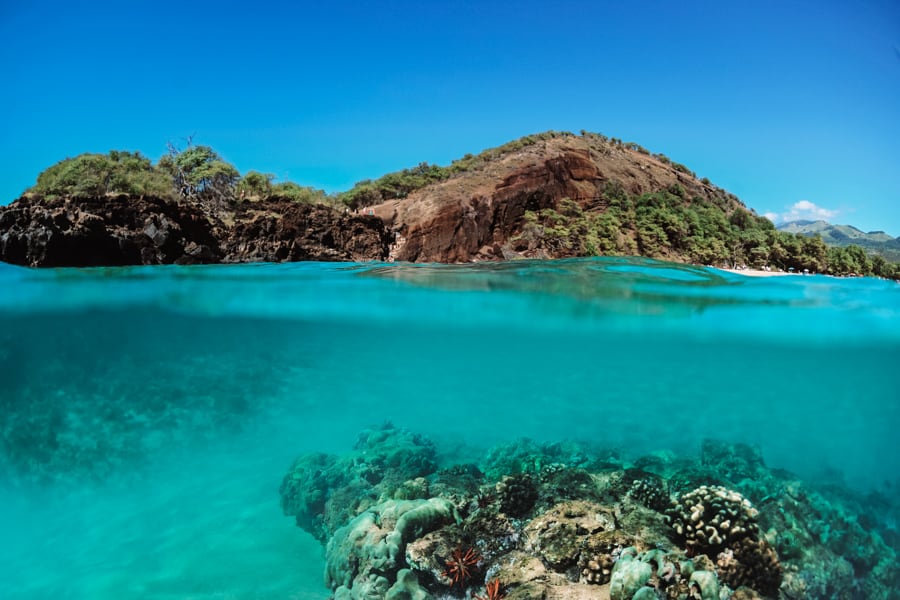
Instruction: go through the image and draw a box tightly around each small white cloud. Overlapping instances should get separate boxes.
[770,200,838,224]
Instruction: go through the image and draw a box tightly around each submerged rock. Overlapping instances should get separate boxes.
[326,498,458,599]
[524,500,617,572]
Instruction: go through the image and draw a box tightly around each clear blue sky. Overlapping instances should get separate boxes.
[2,0,899,234]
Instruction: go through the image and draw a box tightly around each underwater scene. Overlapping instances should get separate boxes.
[0,257,898,600]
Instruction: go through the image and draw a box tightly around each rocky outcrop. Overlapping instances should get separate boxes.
[223,201,391,263]
[0,195,391,267]
[0,195,220,267]
[371,135,732,263]
[391,148,600,263]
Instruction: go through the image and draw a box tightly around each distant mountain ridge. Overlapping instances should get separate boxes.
[778,220,900,262]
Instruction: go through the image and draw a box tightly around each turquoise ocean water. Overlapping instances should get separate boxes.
[0,257,898,599]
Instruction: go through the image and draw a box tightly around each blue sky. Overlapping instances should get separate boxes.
[2,0,899,234]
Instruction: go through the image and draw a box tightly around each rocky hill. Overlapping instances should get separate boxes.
[778,220,900,262]
[368,132,747,263]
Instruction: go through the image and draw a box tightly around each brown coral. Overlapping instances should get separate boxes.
[580,552,616,584]
[716,537,783,596]
[667,485,759,555]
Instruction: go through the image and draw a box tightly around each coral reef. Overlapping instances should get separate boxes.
[608,548,653,600]
[0,329,284,483]
[280,423,439,542]
[625,470,669,512]
[667,485,759,555]
[281,430,900,599]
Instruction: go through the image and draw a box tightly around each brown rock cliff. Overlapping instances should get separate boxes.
[371,135,733,263]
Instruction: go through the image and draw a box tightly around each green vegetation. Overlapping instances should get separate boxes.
[157,144,239,211]
[26,142,335,212]
[268,182,330,204]
[236,172,329,204]
[825,245,899,278]
[236,170,275,199]
[29,151,173,200]
[338,162,449,209]
[516,183,637,256]
[518,187,900,279]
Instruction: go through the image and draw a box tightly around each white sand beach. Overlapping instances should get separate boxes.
[719,267,792,277]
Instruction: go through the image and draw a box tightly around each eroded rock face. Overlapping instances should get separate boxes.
[0,195,220,267]
[223,201,392,263]
[0,196,391,267]
[371,136,728,263]
[380,148,600,263]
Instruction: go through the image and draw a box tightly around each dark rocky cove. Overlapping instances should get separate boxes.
[0,195,391,267]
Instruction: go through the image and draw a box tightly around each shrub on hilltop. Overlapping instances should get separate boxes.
[236,171,331,205]
[24,142,338,215]
[28,150,174,200]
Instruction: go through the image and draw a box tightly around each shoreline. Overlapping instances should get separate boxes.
[717,267,792,277]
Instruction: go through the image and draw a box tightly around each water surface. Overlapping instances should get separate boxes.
[0,258,897,598]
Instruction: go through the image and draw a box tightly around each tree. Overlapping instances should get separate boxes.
[739,229,768,267]
[871,255,892,278]
[799,236,828,273]
[827,245,872,276]
[158,142,239,212]
[269,182,329,204]
[728,208,755,230]
[237,171,274,200]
